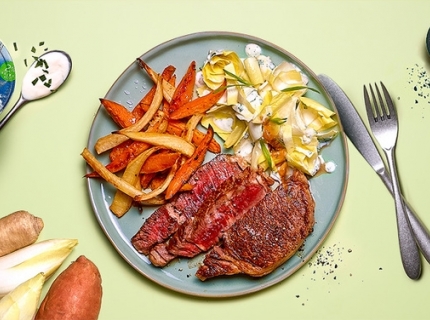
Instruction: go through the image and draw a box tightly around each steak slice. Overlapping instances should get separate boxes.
[195,169,315,281]
[131,154,244,255]
[149,167,272,266]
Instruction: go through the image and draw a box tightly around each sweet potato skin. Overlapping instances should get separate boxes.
[35,255,102,320]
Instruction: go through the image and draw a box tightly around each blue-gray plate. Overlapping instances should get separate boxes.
[86,31,349,297]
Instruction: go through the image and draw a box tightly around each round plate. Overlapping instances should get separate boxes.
[86,31,349,297]
[0,41,15,113]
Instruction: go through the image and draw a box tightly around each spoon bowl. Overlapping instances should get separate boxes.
[0,50,72,130]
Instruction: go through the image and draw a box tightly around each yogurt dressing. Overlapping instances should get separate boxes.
[21,51,71,101]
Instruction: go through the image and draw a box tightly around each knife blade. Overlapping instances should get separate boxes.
[318,74,430,266]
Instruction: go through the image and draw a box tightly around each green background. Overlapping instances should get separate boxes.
[1,0,430,319]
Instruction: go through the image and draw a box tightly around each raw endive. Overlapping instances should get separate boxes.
[0,272,45,320]
[0,238,78,297]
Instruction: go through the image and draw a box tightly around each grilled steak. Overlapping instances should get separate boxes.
[131,154,245,255]
[149,167,272,266]
[195,169,315,280]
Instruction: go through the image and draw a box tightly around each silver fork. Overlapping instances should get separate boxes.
[364,82,421,279]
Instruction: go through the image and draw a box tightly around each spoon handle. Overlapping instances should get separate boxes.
[0,95,28,130]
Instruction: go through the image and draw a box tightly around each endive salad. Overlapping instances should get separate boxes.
[197,44,338,176]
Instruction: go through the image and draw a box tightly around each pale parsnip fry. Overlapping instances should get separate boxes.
[95,133,129,155]
[162,80,175,104]
[120,77,163,133]
[134,161,179,202]
[136,58,158,83]
[94,77,164,154]
[184,114,203,143]
[120,132,195,157]
[110,147,161,217]
[137,58,175,103]
[81,148,144,199]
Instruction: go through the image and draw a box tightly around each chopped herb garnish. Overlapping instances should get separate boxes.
[44,79,52,88]
[39,74,47,82]
[39,41,45,46]
[259,139,273,169]
[270,117,287,125]
[223,69,254,86]
[13,42,18,51]
[281,86,320,94]
[24,59,27,67]
[32,78,39,86]
[31,46,36,53]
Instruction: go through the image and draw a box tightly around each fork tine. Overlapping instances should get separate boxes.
[363,84,377,121]
[379,81,397,121]
[374,82,390,120]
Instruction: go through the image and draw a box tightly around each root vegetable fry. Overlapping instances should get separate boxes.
[133,63,176,119]
[140,151,181,174]
[169,83,226,120]
[110,147,160,218]
[165,126,214,200]
[169,61,196,113]
[35,255,102,320]
[0,211,44,257]
[121,132,195,157]
[99,98,136,128]
[95,77,164,154]
[134,161,179,202]
[167,120,221,153]
[82,148,144,199]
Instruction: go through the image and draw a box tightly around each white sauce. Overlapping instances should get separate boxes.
[21,51,71,101]
[245,43,262,58]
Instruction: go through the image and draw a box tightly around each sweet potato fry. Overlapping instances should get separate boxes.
[134,161,179,202]
[133,64,176,119]
[170,83,226,120]
[167,120,221,153]
[95,77,164,154]
[140,151,181,174]
[165,126,214,200]
[169,61,196,113]
[100,98,136,128]
[140,172,156,189]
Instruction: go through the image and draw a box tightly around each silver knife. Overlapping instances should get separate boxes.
[318,74,430,267]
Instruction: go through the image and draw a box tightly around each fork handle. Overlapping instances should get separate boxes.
[385,148,422,279]
[379,171,430,264]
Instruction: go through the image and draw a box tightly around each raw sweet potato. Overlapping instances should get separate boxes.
[35,255,102,320]
[0,210,44,257]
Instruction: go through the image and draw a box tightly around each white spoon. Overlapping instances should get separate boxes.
[0,50,72,130]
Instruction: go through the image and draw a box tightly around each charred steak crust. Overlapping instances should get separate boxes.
[195,169,315,281]
[131,154,244,255]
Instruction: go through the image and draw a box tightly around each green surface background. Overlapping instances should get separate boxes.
[1,0,430,319]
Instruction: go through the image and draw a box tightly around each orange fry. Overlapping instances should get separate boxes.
[169,61,196,113]
[169,83,226,120]
[165,126,214,200]
[140,151,181,174]
[100,98,136,128]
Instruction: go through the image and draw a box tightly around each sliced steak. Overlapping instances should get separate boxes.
[149,167,272,266]
[131,154,244,255]
[195,169,315,281]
